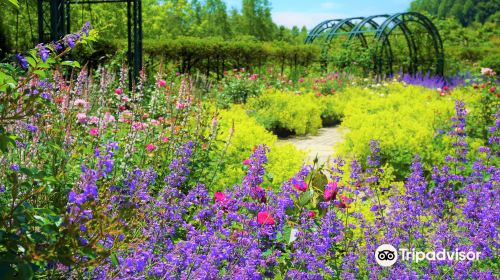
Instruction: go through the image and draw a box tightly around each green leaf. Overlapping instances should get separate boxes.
[61,61,81,68]
[299,189,313,206]
[6,0,19,8]
[0,132,16,153]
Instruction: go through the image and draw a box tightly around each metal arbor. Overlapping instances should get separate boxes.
[306,12,444,77]
[36,0,143,88]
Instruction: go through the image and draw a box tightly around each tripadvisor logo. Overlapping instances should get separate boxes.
[374,244,482,267]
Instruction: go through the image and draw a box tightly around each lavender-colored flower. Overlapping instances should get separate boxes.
[16,53,28,69]
[10,164,20,171]
[36,43,50,62]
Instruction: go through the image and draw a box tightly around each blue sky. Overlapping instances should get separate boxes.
[223,0,414,28]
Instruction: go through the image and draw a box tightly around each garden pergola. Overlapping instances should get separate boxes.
[36,0,142,88]
[306,12,444,78]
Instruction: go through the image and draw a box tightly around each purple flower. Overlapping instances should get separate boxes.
[10,164,20,172]
[36,43,50,62]
[26,124,38,132]
[16,53,28,69]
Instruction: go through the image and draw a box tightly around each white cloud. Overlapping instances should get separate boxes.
[272,11,346,29]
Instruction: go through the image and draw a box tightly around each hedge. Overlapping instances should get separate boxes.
[98,37,320,77]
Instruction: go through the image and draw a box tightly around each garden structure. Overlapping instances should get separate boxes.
[36,0,143,87]
[306,12,444,78]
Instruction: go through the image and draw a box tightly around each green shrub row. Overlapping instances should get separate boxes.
[98,37,320,76]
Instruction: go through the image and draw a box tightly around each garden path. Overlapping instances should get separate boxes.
[278,126,348,164]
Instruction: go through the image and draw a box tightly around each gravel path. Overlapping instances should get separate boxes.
[278,126,348,164]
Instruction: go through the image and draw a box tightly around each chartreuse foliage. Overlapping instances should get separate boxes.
[246,90,343,136]
[213,105,305,189]
[336,83,489,178]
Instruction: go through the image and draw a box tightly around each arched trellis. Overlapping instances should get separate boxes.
[306,12,444,77]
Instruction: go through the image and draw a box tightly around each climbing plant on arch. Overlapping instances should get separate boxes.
[306,12,444,77]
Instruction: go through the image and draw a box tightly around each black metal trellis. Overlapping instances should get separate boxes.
[306,12,444,78]
[37,0,142,89]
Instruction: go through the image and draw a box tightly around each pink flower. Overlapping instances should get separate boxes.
[131,122,148,131]
[214,192,226,203]
[157,79,167,87]
[481,67,495,76]
[161,136,169,143]
[307,211,316,219]
[146,143,155,152]
[76,113,88,124]
[89,116,99,124]
[243,159,251,166]
[439,91,446,96]
[176,102,188,110]
[73,99,89,109]
[115,88,122,95]
[324,182,338,201]
[150,119,160,126]
[89,127,99,136]
[257,211,275,225]
[103,112,116,124]
[293,181,308,192]
[337,195,351,209]
[298,78,304,83]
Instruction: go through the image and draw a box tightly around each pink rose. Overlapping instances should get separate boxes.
[324,182,338,201]
[257,211,275,225]
[293,181,308,192]
[214,192,226,203]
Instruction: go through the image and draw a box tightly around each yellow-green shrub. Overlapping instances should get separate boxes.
[213,105,305,190]
[246,91,325,136]
[336,83,482,178]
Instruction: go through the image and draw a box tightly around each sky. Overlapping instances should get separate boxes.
[223,0,414,29]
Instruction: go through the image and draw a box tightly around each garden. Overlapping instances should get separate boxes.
[0,0,499,279]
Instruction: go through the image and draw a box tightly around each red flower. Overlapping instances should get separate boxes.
[324,182,338,201]
[115,88,122,95]
[307,211,316,219]
[214,192,226,203]
[337,195,351,209]
[443,85,449,91]
[490,87,496,93]
[293,181,308,192]
[257,211,275,225]
[439,91,446,96]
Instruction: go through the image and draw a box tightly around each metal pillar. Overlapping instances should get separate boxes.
[37,0,143,88]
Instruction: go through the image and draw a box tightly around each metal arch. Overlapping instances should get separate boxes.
[374,12,443,77]
[306,12,444,77]
[347,14,389,40]
[305,19,342,44]
[374,13,419,76]
[324,17,364,45]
